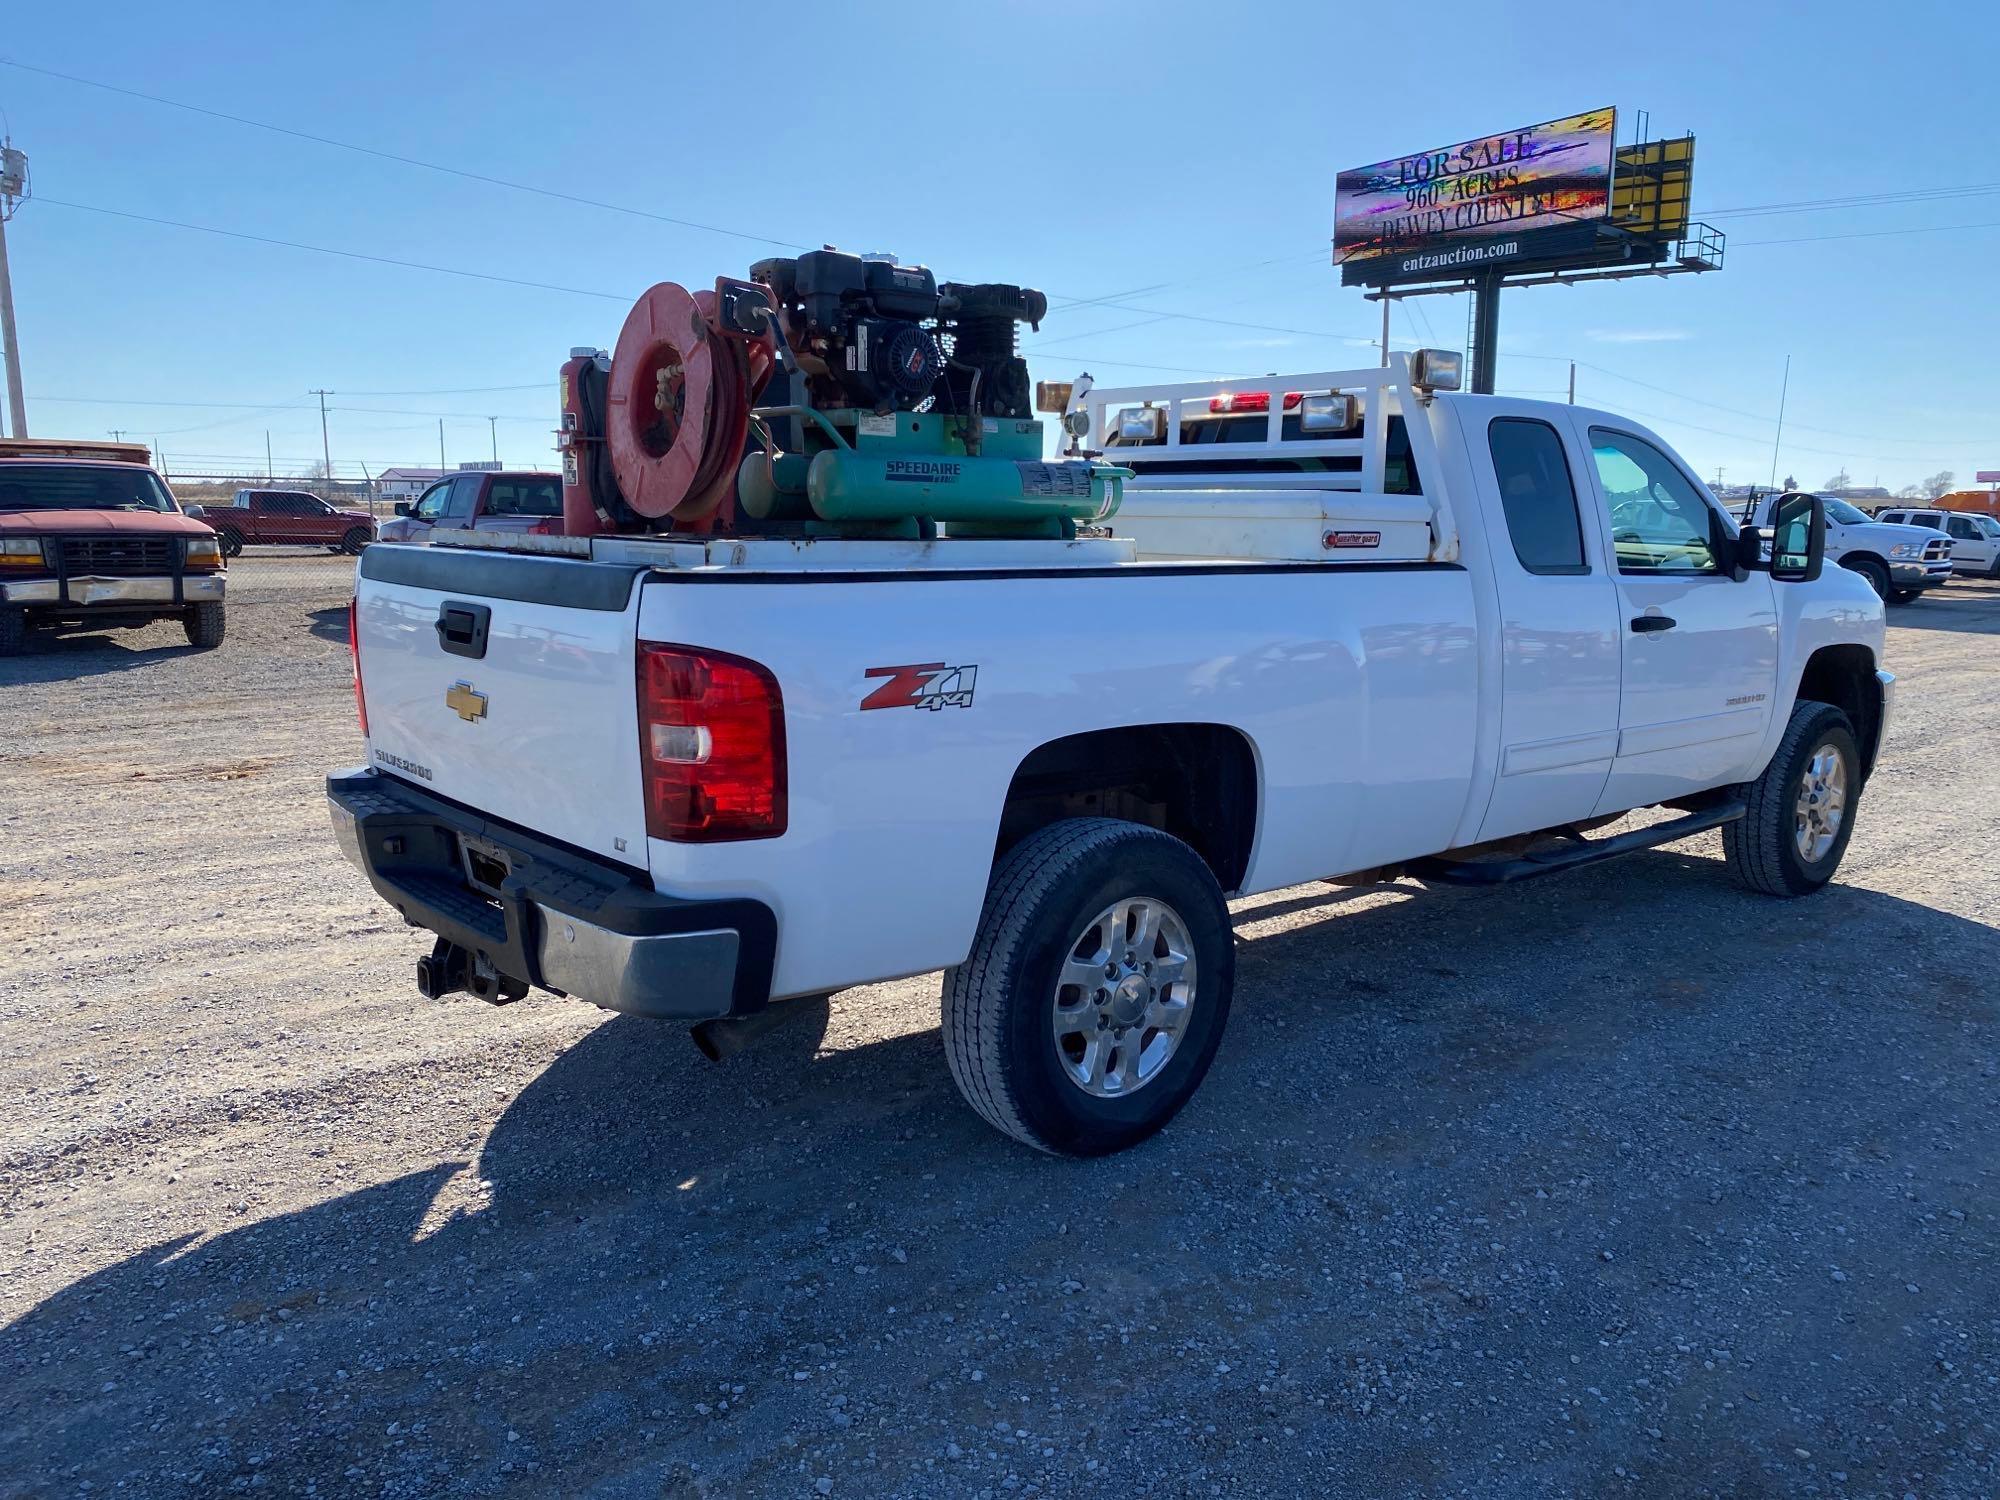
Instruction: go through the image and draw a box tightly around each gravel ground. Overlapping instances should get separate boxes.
[2,556,1996,1498]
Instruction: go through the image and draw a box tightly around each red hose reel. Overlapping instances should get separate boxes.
[604,280,774,525]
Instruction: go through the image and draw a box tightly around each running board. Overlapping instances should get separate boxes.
[1407,801,1747,886]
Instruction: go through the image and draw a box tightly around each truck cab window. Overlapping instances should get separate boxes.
[412,482,452,521]
[445,476,481,518]
[1487,418,1585,574]
[1589,429,1719,576]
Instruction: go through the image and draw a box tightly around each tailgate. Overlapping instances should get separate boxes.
[355,545,650,863]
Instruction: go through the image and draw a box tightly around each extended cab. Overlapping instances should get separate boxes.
[1874,506,2000,579]
[1740,491,1952,603]
[0,439,226,654]
[375,470,563,545]
[328,355,1892,1156]
[192,489,376,556]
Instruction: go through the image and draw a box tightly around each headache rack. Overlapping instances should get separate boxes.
[1075,351,1461,563]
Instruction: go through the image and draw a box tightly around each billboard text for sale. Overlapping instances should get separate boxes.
[1335,109,1619,287]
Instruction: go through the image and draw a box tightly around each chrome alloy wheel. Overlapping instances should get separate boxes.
[1794,742,1848,863]
[1051,896,1196,1098]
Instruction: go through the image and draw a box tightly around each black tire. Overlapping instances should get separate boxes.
[183,601,226,649]
[941,817,1235,1156]
[1723,701,1861,897]
[1887,587,1921,605]
[0,607,26,656]
[216,528,244,558]
[1842,556,1889,601]
[341,527,371,555]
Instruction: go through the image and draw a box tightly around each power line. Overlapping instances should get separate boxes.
[0,57,806,252]
[35,198,632,300]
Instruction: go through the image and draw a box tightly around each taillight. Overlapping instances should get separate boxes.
[638,644,786,842]
[349,597,369,736]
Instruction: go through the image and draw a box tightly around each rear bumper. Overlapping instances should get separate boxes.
[326,767,774,1021]
[1,573,226,606]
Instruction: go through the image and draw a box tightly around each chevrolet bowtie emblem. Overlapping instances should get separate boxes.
[445,681,488,722]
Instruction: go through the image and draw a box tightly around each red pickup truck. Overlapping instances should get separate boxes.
[0,440,227,654]
[189,489,377,556]
[374,470,562,544]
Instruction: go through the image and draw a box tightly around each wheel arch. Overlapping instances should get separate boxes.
[995,723,1260,893]
[1796,643,1884,778]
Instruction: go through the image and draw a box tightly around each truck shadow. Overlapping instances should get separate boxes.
[306,604,352,644]
[0,632,204,684]
[6,851,1998,1493]
[1888,576,2000,633]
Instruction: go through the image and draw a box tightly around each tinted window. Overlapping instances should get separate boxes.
[1910,512,1942,529]
[1589,429,1720,575]
[1947,516,1979,539]
[1488,419,1586,574]
[0,465,175,512]
[445,476,481,518]
[485,478,561,517]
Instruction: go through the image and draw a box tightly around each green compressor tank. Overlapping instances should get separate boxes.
[805,450,1121,526]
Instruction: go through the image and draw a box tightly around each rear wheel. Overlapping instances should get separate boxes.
[0,608,27,655]
[1888,586,1921,604]
[1842,556,1889,601]
[216,528,244,558]
[183,601,226,649]
[1723,701,1860,897]
[341,527,371,555]
[941,817,1234,1156]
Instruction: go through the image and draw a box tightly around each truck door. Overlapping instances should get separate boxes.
[1944,514,1994,572]
[1468,408,1623,841]
[1580,424,1778,814]
[438,474,482,531]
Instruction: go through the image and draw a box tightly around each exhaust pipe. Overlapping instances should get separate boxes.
[690,999,820,1062]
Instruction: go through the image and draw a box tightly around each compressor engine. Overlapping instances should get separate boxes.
[557,248,1123,540]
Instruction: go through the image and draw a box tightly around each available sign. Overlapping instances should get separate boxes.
[1335,109,1618,285]
[1976,470,2000,484]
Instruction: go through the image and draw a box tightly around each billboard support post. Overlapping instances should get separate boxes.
[1469,271,1503,396]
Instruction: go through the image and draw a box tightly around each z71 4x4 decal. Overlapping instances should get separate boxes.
[861,662,979,712]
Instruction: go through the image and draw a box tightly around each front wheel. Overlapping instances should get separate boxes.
[941,817,1235,1156]
[216,528,244,558]
[1723,701,1860,897]
[183,601,226,649]
[1843,557,1889,601]
[1888,586,1921,604]
[341,527,371,555]
[0,607,27,656]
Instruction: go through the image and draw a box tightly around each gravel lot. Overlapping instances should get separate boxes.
[3,554,1996,1498]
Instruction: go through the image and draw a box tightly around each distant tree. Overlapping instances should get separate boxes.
[1895,483,1926,499]
[1782,474,1798,491]
[1824,469,1852,491]
[1920,470,1955,500]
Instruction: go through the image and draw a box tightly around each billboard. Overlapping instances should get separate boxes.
[1977,470,2000,484]
[1335,109,1618,286]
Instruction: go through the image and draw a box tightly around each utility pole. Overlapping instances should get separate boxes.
[310,389,334,481]
[1567,362,1576,405]
[487,415,499,465]
[438,419,446,475]
[265,430,274,481]
[108,428,127,443]
[0,140,29,440]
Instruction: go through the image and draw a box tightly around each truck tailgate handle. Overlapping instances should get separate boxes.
[435,600,492,659]
[1630,614,1677,634]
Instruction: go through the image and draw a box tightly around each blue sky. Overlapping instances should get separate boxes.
[1,0,1994,494]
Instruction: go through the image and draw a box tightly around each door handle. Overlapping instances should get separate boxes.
[435,600,492,659]
[1630,615,1677,634]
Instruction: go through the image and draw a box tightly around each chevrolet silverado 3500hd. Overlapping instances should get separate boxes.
[329,350,1890,1156]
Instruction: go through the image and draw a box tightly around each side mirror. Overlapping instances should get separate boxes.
[394,502,411,517]
[1769,492,1826,583]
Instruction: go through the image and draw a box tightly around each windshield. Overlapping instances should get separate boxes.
[1823,498,1872,526]
[0,464,177,513]
[1975,515,2000,538]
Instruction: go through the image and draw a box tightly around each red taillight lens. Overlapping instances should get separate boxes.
[638,644,786,842]
[349,597,368,736]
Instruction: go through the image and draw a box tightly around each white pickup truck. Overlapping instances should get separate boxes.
[329,353,1893,1156]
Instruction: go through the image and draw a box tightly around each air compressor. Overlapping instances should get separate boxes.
[556,248,1125,540]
